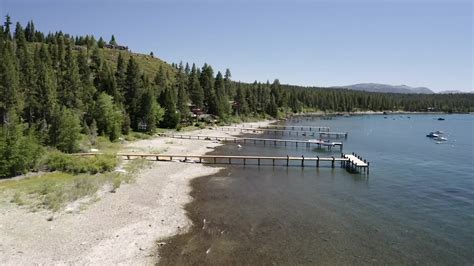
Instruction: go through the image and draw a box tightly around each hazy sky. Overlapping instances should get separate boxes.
[1,0,472,92]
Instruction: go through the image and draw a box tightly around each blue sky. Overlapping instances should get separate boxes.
[1,0,472,92]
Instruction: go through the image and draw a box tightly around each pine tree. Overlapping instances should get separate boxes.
[98,63,122,104]
[109,35,117,45]
[55,35,66,73]
[175,65,189,121]
[59,42,83,110]
[224,68,234,98]
[95,92,123,141]
[246,85,257,114]
[235,83,248,116]
[0,112,42,177]
[267,94,278,118]
[0,25,4,45]
[90,46,103,74]
[115,52,127,105]
[154,65,168,95]
[17,33,36,124]
[188,63,204,108]
[184,62,190,76]
[200,64,216,114]
[270,79,282,106]
[77,49,96,122]
[160,88,179,129]
[214,71,230,118]
[177,84,189,122]
[33,45,57,124]
[3,14,12,40]
[140,87,163,133]
[0,41,22,124]
[24,20,36,42]
[48,107,81,153]
[14,22,24,40]
[97,37,105,48]
[124,56,143,129]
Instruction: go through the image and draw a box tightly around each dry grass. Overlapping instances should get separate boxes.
[0,159,151,212]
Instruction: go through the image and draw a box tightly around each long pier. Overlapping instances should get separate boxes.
[158,133,344,151]
[240,124,330,132]
[218,127,348,139]
[74,152,369,174]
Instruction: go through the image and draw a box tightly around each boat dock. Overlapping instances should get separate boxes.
[343,153,370,174]
[74,152,369,174]
[240,124,330,132]
[158,133,344,151]
[218,127,348,139]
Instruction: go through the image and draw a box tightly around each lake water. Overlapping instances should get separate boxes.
[159,114,473,265]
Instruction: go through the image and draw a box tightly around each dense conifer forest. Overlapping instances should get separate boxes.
[1,15,473,177]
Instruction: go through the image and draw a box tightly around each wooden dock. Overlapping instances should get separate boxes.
[342,153,370,174]
[218,127,348,139]
[241,124,330,132]
[74,152,369,174]
[158,133,344,151]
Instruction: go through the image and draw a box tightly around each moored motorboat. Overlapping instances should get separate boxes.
[308,139,336,147]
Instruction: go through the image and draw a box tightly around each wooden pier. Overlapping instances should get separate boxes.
[218,127,348,139]
[342,153,370,174]
[74,152,369,174]
[240,124,330,132]
[158,133,344,151]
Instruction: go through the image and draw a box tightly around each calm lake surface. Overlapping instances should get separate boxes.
[159,114,473,265]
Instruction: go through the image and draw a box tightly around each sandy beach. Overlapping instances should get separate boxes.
[0,120,274,265]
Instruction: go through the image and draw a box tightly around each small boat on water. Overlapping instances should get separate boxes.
[438,117,445,121]
[427,130,448,141]
[308,139,336,147]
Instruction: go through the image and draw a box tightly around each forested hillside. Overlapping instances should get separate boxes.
[1,15,473,176]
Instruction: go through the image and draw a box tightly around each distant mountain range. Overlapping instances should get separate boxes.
[332,83,435,94]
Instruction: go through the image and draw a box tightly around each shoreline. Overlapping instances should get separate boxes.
[0,120,275,265]
[289,110,461,117]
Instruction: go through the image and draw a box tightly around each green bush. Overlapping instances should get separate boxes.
[45,150,118,174]
[44,150,72,171]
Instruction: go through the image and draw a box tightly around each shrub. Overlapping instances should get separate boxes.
[44,150,118,174]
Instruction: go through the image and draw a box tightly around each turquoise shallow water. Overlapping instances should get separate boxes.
[159,114,473,265]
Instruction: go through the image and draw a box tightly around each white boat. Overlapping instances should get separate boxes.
[308,139,336,147]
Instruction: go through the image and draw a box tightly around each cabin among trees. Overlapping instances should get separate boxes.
[103,43,128,51]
